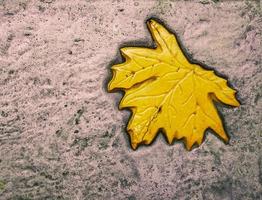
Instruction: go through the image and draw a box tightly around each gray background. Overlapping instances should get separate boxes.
[0,0,261,199]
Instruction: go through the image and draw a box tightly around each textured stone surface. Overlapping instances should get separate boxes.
[0,0,261,199]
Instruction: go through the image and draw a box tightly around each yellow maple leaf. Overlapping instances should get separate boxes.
[108,19,240,150]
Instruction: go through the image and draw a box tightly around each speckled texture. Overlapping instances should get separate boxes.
[0,0,261,199]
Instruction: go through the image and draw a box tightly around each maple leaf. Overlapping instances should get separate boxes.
[108,19,240,150]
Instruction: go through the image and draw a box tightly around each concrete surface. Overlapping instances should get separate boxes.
[0,0,261,199]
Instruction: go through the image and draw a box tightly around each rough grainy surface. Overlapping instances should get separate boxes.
[0,0,261,199]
